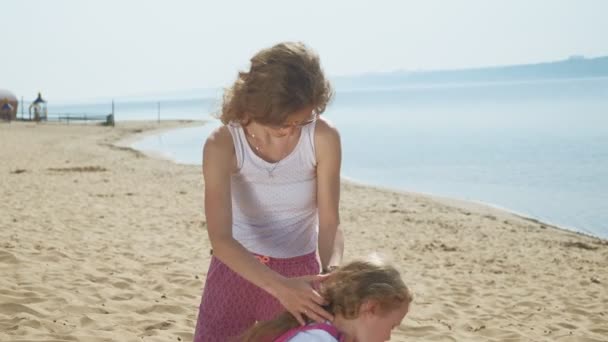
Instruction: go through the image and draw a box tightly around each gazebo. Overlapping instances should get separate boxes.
[29,92,48,121]
[0,89,18,121]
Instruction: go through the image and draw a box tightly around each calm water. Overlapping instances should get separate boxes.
[51,78,608,238]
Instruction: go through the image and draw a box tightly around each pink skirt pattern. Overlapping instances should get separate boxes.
[193,251,320,342]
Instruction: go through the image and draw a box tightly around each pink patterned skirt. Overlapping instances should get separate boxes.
[193,251,319,342]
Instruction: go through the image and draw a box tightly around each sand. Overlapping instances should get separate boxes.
[1,120,606,341]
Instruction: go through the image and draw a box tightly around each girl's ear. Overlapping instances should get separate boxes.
[359,299,380,316]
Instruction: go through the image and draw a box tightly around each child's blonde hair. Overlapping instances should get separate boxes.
[240,259,413,342]
[218,41,334,126]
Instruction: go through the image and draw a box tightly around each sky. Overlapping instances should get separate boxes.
[2,0,607,101]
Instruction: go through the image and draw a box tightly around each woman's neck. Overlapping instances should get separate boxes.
[246,122,273,141]
[246,121,294,140]
[243,121,301,162]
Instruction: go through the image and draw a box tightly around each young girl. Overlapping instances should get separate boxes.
[194,42,344,341]
[241,259,413,342]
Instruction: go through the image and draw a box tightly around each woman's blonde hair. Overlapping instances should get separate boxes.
[218,41,334,125]
[240,259,413,342]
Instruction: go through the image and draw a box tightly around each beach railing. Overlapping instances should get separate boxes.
[46,113,115,126]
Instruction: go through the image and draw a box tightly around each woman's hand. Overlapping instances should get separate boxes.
[274,274,333,325]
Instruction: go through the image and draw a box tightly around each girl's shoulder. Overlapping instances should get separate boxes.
[287,329,339,342]
[276,322,341,342]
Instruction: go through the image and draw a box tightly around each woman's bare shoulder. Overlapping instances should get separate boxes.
[315,116,341,146]
[203,125,235,167]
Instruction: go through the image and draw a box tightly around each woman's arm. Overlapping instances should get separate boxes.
[203,126,282,290]
[203,126,332,325]
[315,119,343,271]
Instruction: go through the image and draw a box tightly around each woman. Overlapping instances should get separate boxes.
[194,41,344,341]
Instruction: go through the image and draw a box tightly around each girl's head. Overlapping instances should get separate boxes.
[219,41,333,130]
[241,259,413,342]
[322,260,412,342]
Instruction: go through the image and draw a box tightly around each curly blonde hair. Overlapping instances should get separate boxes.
[240,259,413,342]
[218,42,334,126]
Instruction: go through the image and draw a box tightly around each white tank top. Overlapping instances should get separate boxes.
[227,121,318,258]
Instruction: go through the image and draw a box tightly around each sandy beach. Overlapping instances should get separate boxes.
[1,121,606,342]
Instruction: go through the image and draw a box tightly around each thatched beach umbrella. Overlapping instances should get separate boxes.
[0,89,18,120]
